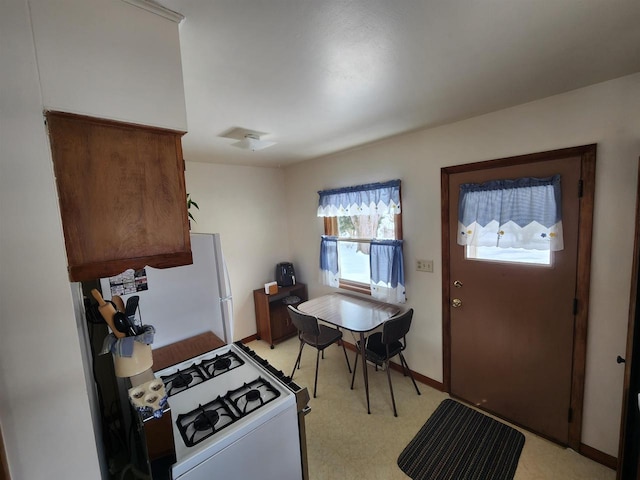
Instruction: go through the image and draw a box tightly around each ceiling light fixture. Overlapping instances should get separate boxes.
[232,133,276,151]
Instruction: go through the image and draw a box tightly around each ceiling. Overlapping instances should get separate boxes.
[157,0,640,168]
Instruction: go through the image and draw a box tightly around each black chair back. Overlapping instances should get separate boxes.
[381,308,414,345]
[287,305,321,337]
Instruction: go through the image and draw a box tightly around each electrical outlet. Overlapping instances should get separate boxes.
[416,259,434,272]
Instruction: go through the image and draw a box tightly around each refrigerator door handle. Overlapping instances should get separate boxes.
[220,296,234,343]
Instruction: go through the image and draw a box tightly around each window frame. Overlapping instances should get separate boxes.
[323,211,403,295]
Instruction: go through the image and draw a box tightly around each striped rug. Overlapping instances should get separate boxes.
[397,399,525,480]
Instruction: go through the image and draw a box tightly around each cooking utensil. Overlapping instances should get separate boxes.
[125,295,141,334]
[112,295,125,313]
[113,311,133,336]
[125,295,139,317]
[125,312,138,336]
[91,289,125,339]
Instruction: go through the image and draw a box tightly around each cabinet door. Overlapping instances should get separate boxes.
[271,303,297,342]
[270,303,287,342]
[46,111,192,281]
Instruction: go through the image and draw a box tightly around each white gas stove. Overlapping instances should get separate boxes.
[155,343,303,480]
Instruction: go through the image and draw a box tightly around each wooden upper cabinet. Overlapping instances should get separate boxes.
[46,111,192,282]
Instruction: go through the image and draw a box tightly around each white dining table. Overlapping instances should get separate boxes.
[297,292,400,414]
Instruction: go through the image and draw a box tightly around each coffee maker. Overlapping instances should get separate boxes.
[276,262,296,287]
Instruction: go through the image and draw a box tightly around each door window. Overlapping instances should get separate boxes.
[466,245,552,266]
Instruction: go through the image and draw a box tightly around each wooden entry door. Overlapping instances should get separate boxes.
[441,145,596,449]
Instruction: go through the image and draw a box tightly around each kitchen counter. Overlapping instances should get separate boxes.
[151,331,225,371]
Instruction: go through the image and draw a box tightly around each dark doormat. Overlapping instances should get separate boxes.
[397,399,525,480]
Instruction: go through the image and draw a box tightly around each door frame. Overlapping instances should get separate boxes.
[616,157,640,479]
[441,144,596,451]
[1,424,9,480]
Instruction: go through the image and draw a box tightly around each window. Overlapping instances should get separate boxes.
[466,246,551,266]
[325,212,401,286]
[458,174,563,267]
[318,180,406,303]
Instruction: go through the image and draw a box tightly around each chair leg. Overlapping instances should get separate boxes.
[313,348,321,398]
[341,340,352,373]
[350,348,359,389]
[291,341,304,379]
[399,353,421,395]
[385,360,398,417]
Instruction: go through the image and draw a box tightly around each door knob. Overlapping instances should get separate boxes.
[452,298,462,308]
[453,280,463,288]
[617,355,626,364]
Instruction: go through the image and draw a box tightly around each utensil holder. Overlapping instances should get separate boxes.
[113,341,153,377]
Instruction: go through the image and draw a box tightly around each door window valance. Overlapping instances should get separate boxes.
[458,175,563,251]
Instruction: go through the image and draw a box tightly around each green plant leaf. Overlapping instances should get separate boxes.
[187,193,199,222]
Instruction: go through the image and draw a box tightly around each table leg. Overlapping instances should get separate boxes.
[360,332,370,414]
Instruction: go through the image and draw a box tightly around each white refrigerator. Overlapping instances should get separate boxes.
[99,233,233,348]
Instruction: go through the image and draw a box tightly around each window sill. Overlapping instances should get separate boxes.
[338,280,371,296]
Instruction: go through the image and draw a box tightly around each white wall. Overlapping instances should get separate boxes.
[184,162,291,341]
[284,73,640,457]
[0,1,103,478]
[29,0,187,130]
[0,1,187,478]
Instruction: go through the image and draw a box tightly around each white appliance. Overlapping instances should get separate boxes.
[100,233,233,346]
[155,343,302,479]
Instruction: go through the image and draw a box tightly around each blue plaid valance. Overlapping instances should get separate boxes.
[458,175,564,251]
[317,180,401,217]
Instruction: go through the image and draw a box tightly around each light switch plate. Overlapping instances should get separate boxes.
[416,259,434,272]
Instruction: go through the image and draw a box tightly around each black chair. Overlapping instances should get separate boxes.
[350,308,420,416]
[287,305,352,398]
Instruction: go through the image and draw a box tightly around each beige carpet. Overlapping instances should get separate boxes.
[248,337,615,480]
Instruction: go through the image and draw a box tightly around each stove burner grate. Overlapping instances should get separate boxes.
[176,397,238,447]
[193,410,220,431]
[199,351,244,379]
[246,389,261,402]
[215,357,231,370]
[161,365,207,396]
[225,377,281,416]
[172,372,193,389]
